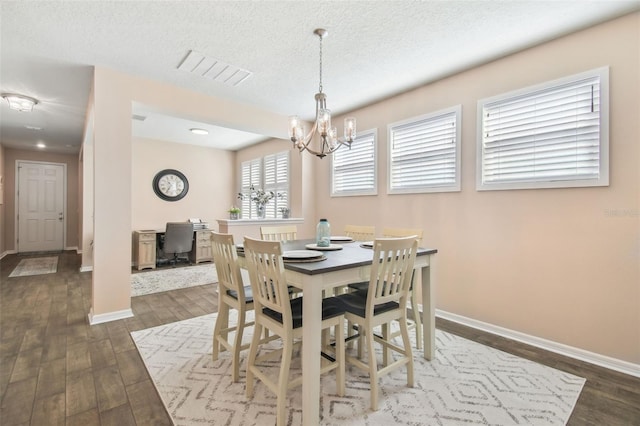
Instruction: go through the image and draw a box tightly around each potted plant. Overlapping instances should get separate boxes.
[279,207,290,219]
[228,206,241,220]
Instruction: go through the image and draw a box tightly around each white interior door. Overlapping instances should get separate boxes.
[17,161,65,253]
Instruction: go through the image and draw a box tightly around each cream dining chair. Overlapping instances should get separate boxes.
[260,224,297,242]
[243,237,345,426]
[348,227,424,349]
[336,236,418,410]
[210,231,264,382]
[344,224,375,242]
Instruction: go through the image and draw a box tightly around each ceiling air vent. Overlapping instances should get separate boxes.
[177,50,252,87]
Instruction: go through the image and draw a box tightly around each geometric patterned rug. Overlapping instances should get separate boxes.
[8,256,58,277]
[131,264,218,297]
[131,312,585,426]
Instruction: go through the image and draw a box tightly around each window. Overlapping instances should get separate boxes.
[239,151,289,218]
[388,106,461,194]
[477,67,609,190]
[331,129,377,196]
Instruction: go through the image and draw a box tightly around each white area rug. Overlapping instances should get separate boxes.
[131,264,218,297]
[131,312,585,426]
[8,256,58,277]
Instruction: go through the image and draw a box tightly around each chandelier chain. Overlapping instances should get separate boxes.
[318,34,323,93]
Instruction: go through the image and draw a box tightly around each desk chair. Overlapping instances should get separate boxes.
[260,225,297,242]
[157,222,194,267]
[243,237,345,426]
[336,236,418,411]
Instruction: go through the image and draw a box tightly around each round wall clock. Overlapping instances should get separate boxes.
[152,169,189,201]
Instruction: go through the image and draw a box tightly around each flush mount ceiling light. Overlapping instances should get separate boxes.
[1,93,39,112]
[288,28,356,159]
[190,128,209,135]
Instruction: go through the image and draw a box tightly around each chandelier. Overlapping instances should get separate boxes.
[288,29,356,159]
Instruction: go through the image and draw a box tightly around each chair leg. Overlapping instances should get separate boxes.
[246,322,262,398]
[335,321,345,397]
[357,326,364,360]
[212,302,230,361]
[231,307,247,382]
[410,288,422,350]
[399,316,414,388]
[382,323,390,367]
[366,325,379,411]
[277,335,294,426]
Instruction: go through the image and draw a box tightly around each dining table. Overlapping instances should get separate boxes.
[240,238,437,426]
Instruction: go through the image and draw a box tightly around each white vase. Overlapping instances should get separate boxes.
[256,205,266,219]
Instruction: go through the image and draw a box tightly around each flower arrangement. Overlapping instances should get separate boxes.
[237,185,282,218]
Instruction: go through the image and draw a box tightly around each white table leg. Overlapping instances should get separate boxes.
[421,256,435,360]
[302,276,322,425]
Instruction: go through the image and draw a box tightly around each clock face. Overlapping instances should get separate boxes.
[153,169,189,201]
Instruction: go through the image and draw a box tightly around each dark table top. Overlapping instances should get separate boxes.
[274,239,437,276]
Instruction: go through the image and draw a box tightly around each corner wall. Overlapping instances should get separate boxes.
[316,13,639,364]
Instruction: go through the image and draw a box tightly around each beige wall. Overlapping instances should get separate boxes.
[132,137,234,231]
[0,144,5,256]
[1,147,80,252]
[240,13,640,364]
[87,66,291,321]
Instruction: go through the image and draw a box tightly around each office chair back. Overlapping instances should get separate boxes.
[163,222,194,260]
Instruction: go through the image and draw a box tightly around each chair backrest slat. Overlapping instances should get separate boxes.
[367,237,418,315]
[344,225,375,242]
[211,232,245,300]
[244,237,291,322]
[260,225,297,242]
[382,227,423,242]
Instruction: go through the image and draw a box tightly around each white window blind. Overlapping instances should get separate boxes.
[240,159,261,218]
[331,129,377,196]
[264,151,289,218]
[388,106,461,193]
[240,151,290,219]
[478,67,609,190]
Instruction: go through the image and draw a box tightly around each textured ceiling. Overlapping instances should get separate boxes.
[1,1,638,153]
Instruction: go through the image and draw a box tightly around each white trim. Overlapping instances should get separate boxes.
[65,246,78,252]
[476,67,609,191]
[79,265,93,272]
[217,218,304,227]
[437,309,640,378]
[388,105,462,194]
[88,307,133,325]
[0,250,17,259]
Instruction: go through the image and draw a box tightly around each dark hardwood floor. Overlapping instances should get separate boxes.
[1,251,638,425]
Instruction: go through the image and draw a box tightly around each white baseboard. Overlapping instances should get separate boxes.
[88,308,134,325]
[79,265,93,272]
[0,250,16,259]
[65,245,78,252]
[436,309,640,379]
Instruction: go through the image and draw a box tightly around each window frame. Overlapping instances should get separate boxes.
[476,67,609,191]
[239,150,290,219]
[330,128,378,197]
[387,105,462,194]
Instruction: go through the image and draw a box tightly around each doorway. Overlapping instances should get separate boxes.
[16,161,66,253]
